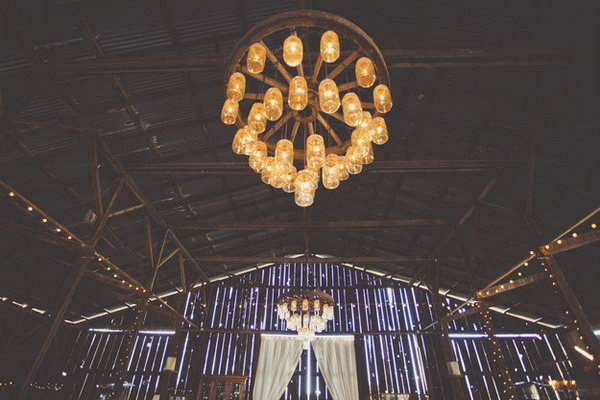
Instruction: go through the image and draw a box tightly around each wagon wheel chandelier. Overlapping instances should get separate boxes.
[221,10,392,207]
[277,290,336,338]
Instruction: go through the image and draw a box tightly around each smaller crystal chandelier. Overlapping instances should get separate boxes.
[277,291,335,338]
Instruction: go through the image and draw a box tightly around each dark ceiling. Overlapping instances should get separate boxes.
[0,0,598,329]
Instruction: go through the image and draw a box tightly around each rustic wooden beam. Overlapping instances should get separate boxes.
[188,255,461,264]
[175,218,448,230]
[54,48,563,76]
[540,230,600,255]
[17,178,124,400]
[125,159,518,174]
[475,272,548,299]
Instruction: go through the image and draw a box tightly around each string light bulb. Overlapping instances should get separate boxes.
[320,30,340,63]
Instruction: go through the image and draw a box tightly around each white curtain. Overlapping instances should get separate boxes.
[312,337,359,400]
[252,335,304,400]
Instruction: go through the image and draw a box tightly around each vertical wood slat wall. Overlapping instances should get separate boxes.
[65,263,577,400]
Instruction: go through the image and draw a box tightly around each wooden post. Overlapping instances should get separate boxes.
[158,292,188,400]
[523,214,600,365]
[17,179,124,400]
[429,264,468,400]
[354,334,370,400]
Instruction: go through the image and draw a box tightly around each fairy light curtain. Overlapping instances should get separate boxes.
[64,263,578,400]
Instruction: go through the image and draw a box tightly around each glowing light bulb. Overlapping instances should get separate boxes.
[342,92,363,127]
[294,169,317,207]
[355,57,376,88]
[288,76,308,111]
[231,128,245,155]
[248,103,267,134]
[249,141,267,172]
[275,139,294,167]
[282,165,297,193]
[263,87,283,121]
[361,142,374,164]
[371,117,389,145]
[247,43,267,74]
[322,154,340,189]
[373,84,392,113]
[220,99,238,125]
[261,157,275,184]
[318,79,341,114]
[306,134,326,169]
[283,34,303,67]
[336,155,349,181]
[320,30,340,63]
[239,127,257,155]
[345,146,363,175]
[226,72,246,102]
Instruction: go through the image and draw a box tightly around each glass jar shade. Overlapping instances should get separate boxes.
[264,88,283,121]
[275,139,294,167]
[355,57,376,88]
[294,170,316,207]
[247,43,267,74]
[283,35,303,67]
[306,134,326,169]
[373,84,393,113]
[239,128,257,155]
[318,79,341,114]
[231,128,244,155]
[342,93,363,127]
[361,142,374,164]
[320,30,340,63]
[322,154,340,189]
[248,103,267,134]
[337,156,349,181]
[288,76,308,111]
[358,111,373,139]
[221,99,238,125]
[249,141,267,172]
[351,128,372,154]
[282,165,297,193]
[261,157,275,184]
[226,72,246,101]
[270,163,287,188]
[371,117,389,145]
[346,147,363,175]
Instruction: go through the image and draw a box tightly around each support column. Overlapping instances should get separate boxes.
[524,214,600,364]
[479,301,521,400]
[17,178,125,400]
[158,293,188,400]
[430,266,468,400]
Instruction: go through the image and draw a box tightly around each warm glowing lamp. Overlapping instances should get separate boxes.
[248,103,267,134]
[264,87,283,121]
[306,134,326,169]
[283,35,303,67]
[342,92,363,127]
[373,84,392,113]
[318,79,341,114]
[288,76,308,111]
[220,99,238,125]
[320,30,340,63]
[226,72,246,101]
[247,43,267,74]
[355,57,376,88]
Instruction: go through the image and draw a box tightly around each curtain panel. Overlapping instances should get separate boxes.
[252,335,304,400]
[311,336,359,400]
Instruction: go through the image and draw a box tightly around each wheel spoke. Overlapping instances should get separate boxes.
[262,111,294,141]
[316,114,343,146]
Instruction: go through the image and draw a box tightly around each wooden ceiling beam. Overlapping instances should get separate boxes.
[174,218,448,230]
[55,48,562,76]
